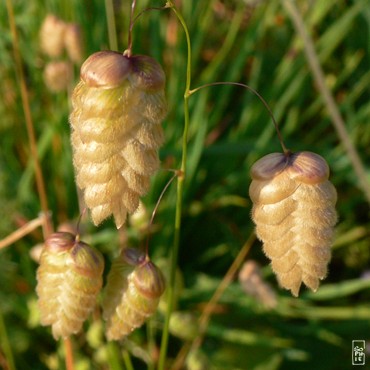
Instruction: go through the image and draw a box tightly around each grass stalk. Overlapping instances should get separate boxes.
[122,349,134,370]
[105,0,118,51]
[63,338,74,370]
[157,2,192,369]
[106,342,123,370]
[0,214,49,250]
[0,309,16,370]
[172,233,255,370]
[282,0,370,204]
[5,0,52,237]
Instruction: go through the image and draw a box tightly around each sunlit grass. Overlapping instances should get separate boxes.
[0,0,369,369]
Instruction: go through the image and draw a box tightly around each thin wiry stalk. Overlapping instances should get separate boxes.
[158,2,192,369]
[282,0,370,204]
[126,0,137,56]
[190,82,289,154]
[6,0,52,237]
[145,171,178,256]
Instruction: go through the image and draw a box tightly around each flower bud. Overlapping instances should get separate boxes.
[40,14,66,58]
[70,51,167,228]
[43,61,73,92]
[102,248,165,340]
[249,151,337,296]
[36,232,104,339]
[238,260,277,308]
[169,311,199,341]
[64,23,84,64]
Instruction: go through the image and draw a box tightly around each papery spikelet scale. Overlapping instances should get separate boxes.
[249,151,337,297]
[70,51,167,228]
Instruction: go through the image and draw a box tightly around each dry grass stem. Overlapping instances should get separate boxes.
[0,214,49,250]
[282,0,370,204]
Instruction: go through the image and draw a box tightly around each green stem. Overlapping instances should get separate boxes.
[106,342,123,370]
[122,350,134,370]
[157,2,192,370]
[0,309,16,370]
[105,0,118,51]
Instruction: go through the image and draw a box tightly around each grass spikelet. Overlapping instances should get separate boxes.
[36,232,104,339]
[102,247,165,341]
[39,14,66,58]
[249,151,337,297]
[43,61,73,92]
[70,51,167,228]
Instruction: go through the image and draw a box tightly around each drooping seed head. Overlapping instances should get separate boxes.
[102,248,166,340]
[70,50,167,228]
[43,61,73,92]
[40,14,66,58]
[36,232,104,339]
[249,151,337,297]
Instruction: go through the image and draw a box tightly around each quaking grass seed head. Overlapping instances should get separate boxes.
[102,247,165,340]
[70,51,167,228]
[36,232,104,339]
[40,14,66,58]
[249,151,337,297]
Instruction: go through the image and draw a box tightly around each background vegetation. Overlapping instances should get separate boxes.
[0,0,369,369]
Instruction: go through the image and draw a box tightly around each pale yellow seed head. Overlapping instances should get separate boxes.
[249,151,337,297]
[70,50,167,228]
[36,232,104,339]
[102,248,165,341]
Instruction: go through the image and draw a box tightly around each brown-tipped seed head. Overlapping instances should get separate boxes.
[36,232,104,339]
[249,151,337,297]
[70,50,167,228]
[102,248,165,340]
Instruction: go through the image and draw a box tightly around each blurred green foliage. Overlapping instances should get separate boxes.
[0,0,369,369]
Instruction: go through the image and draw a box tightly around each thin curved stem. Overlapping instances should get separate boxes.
[145,171,178,256]
[190,82,289,154]
[124,4,171,57]
[126,0,137,56]
[157,2,192,369]
[282,0,370,204]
